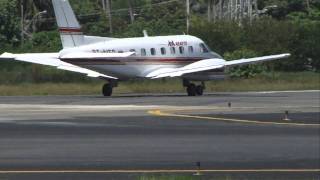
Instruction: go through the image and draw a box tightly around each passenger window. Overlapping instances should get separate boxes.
[150,48,156,55]
[188,46,193,53]
[179,46,184,54]
[161,47,166,55]
[170,47,176,54]
[141,48,146,56]
[118,50,124,53]
[199,43,209,53]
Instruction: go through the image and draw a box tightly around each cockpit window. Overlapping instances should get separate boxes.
[199,43,209,53]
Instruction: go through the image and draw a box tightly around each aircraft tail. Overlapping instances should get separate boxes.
[52,0,84,48]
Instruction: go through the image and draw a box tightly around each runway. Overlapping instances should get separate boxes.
[0,91,319,179]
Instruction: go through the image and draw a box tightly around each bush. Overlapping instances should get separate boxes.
[224,49,266,78]
[31,31,61,52]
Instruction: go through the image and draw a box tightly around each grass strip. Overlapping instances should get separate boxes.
[0,72,318,96]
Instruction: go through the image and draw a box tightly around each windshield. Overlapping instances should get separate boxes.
[199,43,210,53]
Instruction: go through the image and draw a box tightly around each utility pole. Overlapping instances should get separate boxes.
[235,0,238,21]
[248,0,252,22]
[212,0,216,22]
[186,0,190,34]
[207,0,212,22]
[106,0,113,34]
[253,0,258,12]
[102,0,106,10]
[219,0,224,20]
[128,0,134,24]
[21,1,24,46]
[306,0,310,12]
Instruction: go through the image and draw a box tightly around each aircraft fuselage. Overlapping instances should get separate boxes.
[60,35,223,80]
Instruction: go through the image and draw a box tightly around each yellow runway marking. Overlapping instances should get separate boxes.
[161,105,320,112]
[148,110,320,127]
[0,169,319,174]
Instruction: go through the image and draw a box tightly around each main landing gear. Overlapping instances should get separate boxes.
[102,79,205,97]
[183,79,205,96]
[102,80,117,97]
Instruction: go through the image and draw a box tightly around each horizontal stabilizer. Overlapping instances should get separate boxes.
[60,52,134,59]
[0,52,117,79]
[57,63,114,78]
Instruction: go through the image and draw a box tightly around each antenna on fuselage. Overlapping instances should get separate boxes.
[143,30,148,37]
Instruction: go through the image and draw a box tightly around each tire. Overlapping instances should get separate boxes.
[196,85,204,96]
[187,83,196,96]
[102,83,113,96]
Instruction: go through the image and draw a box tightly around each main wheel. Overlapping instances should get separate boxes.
[186,83,196,96]
[102,83,113,96]
[196,85,204,96]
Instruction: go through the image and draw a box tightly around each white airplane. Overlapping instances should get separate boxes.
[0,0,290,96]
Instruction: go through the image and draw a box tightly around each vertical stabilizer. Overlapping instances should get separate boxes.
[52,0,84,48]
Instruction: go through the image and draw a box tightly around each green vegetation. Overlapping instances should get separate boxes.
[0,0,319,95]
[0,72,317,96]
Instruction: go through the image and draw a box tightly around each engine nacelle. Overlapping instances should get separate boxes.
[183,69,227,81]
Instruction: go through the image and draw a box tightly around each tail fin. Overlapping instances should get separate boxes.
[52,0,84,48]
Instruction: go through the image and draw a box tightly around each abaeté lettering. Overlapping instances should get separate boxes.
[168,41,187,47]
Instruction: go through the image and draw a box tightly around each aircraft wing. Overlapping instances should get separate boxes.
[0,52,118,79]
[224,53,291,67]
[146,53,290,79]
[146,58,225,79]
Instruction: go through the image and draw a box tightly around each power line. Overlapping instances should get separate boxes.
[38,0,182,22]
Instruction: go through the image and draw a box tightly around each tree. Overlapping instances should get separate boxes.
[0,0,20,46]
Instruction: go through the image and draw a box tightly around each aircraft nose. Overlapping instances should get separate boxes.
[211,52,223,59]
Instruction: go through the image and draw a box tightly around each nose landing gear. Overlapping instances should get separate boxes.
[183,79,205,96]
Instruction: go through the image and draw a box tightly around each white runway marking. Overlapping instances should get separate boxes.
[0,169,319,174]
[249,90,320,94]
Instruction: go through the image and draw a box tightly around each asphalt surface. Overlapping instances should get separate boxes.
[0,91,319,179]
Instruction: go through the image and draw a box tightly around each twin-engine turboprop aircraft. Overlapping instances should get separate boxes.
[0,0,290,96]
